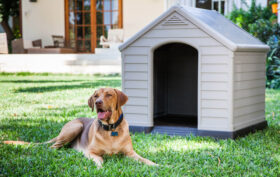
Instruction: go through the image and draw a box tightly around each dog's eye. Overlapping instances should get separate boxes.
[94,95,98,98]
[106,94,112,97]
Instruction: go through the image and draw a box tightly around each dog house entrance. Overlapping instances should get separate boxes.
[153,43,198,129]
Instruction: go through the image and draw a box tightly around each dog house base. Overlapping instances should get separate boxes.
[129,121,267,139]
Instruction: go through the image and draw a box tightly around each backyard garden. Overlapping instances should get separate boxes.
[1,0,280,176]
[0,73,279,176]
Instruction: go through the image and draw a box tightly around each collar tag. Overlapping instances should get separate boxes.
[111,131,118,136]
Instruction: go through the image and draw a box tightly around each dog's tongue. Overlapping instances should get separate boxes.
[98,111,112,120]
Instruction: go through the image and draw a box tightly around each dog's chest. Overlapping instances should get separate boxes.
[91,132,127,155]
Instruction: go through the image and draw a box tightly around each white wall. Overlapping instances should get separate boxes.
[164,0,268,15]
[22,0,65,47]
[123,0,165,40]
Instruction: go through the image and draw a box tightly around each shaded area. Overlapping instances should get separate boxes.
[15,79,121,93]
[154,43,198,127]
[0,118,279,176]
[0,80,84,83]
[154,115,197,127]
[0,118,66,143]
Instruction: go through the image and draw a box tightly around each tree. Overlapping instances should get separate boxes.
[0,0,19,41]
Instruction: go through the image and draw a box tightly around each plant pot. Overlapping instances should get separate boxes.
[272,3,278,14]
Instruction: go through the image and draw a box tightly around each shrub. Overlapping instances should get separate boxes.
[228,0,280,89]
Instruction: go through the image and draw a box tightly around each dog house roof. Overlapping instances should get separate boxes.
[119,5,270,52]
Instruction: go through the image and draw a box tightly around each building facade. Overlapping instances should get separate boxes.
[20,0,267,53]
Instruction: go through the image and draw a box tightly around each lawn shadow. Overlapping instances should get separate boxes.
[38,105,95,118]
[0,117,69,143]
[1,116,279,176]
[15,79,121,93]
[0,80,84,83]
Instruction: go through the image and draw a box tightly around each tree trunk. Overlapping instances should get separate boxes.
[1,20,14,41]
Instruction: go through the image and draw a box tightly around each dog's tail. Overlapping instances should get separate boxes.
[2,140,29,145]
[2,137,57,145]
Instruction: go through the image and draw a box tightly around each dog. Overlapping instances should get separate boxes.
[46,88,157,168]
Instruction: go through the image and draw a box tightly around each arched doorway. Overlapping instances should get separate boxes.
[153,43,198,128]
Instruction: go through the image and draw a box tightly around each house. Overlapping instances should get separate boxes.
[119,5,269,138]
[19,0,268,53]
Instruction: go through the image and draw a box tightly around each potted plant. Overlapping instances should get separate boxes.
[270,0,278,14]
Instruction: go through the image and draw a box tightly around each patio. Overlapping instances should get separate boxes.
[0,48,121,74]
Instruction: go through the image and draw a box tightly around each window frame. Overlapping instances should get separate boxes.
[65,0,123,53]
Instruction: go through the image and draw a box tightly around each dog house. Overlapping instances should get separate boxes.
[119,5,270,139]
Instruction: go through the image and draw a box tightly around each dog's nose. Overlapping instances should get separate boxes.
[95,99,103,105]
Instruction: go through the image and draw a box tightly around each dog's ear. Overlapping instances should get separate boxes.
[88,95,95,112]
[114,89,128,110]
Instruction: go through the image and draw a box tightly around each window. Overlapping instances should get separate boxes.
[196,0,226,14]
[65,0,122,53]
[196,0,212,9]
[96,0,122,47]
[212,0,225,14]
[66,0,94,53]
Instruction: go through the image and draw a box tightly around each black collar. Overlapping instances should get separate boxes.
[98,113,123,131]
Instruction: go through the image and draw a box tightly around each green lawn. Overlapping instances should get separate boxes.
[0,73,279,176]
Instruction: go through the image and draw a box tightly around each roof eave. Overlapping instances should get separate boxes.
[234,44,270,52]
[119,5,271,54]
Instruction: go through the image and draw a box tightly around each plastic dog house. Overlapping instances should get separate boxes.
[119,5,270,138]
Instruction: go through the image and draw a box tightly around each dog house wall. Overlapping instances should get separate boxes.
[119,5,269,136]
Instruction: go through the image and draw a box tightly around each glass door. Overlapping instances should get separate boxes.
[65,0,122,53]
[66,0,95,53]
[96,0,122,47]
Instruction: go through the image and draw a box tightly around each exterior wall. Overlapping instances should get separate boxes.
[165,0,267,14]
[165,0,196,10]
[22,0,65,47]
[20,0,268,49]
[233,52,266,131]
[122,0,165,40]
[122,12,233,131]
[122,0,268,39]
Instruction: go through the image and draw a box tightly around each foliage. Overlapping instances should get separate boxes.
[228,0,280,89]
[269,0,278,5]
[0,0,19,47]
[0,0,19,22]
[0,74,280,176]
[266,37,280,88]
[228,0,276,41]
[13,25,21,39]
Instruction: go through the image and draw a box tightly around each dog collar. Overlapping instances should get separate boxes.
[98,113,123,131]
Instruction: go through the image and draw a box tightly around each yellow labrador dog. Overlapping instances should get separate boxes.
[47,88,157,168]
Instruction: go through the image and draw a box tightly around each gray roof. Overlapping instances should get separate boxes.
[119,5,270,52]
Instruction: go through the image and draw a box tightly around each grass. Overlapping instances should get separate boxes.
[0,73,280,176]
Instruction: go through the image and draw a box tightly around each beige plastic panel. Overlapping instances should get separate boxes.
[121,11,233,130]
[233,52,266,131]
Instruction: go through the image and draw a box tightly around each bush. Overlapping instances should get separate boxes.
[228,0,280,89]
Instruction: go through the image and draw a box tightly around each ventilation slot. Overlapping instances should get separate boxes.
[163,14,188,25]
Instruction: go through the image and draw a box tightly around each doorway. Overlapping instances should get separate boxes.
[153,43,198,128]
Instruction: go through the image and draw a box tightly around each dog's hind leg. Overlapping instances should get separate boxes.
[50,119,83,149]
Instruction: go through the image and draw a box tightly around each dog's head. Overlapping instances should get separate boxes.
[88,88,128,122]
